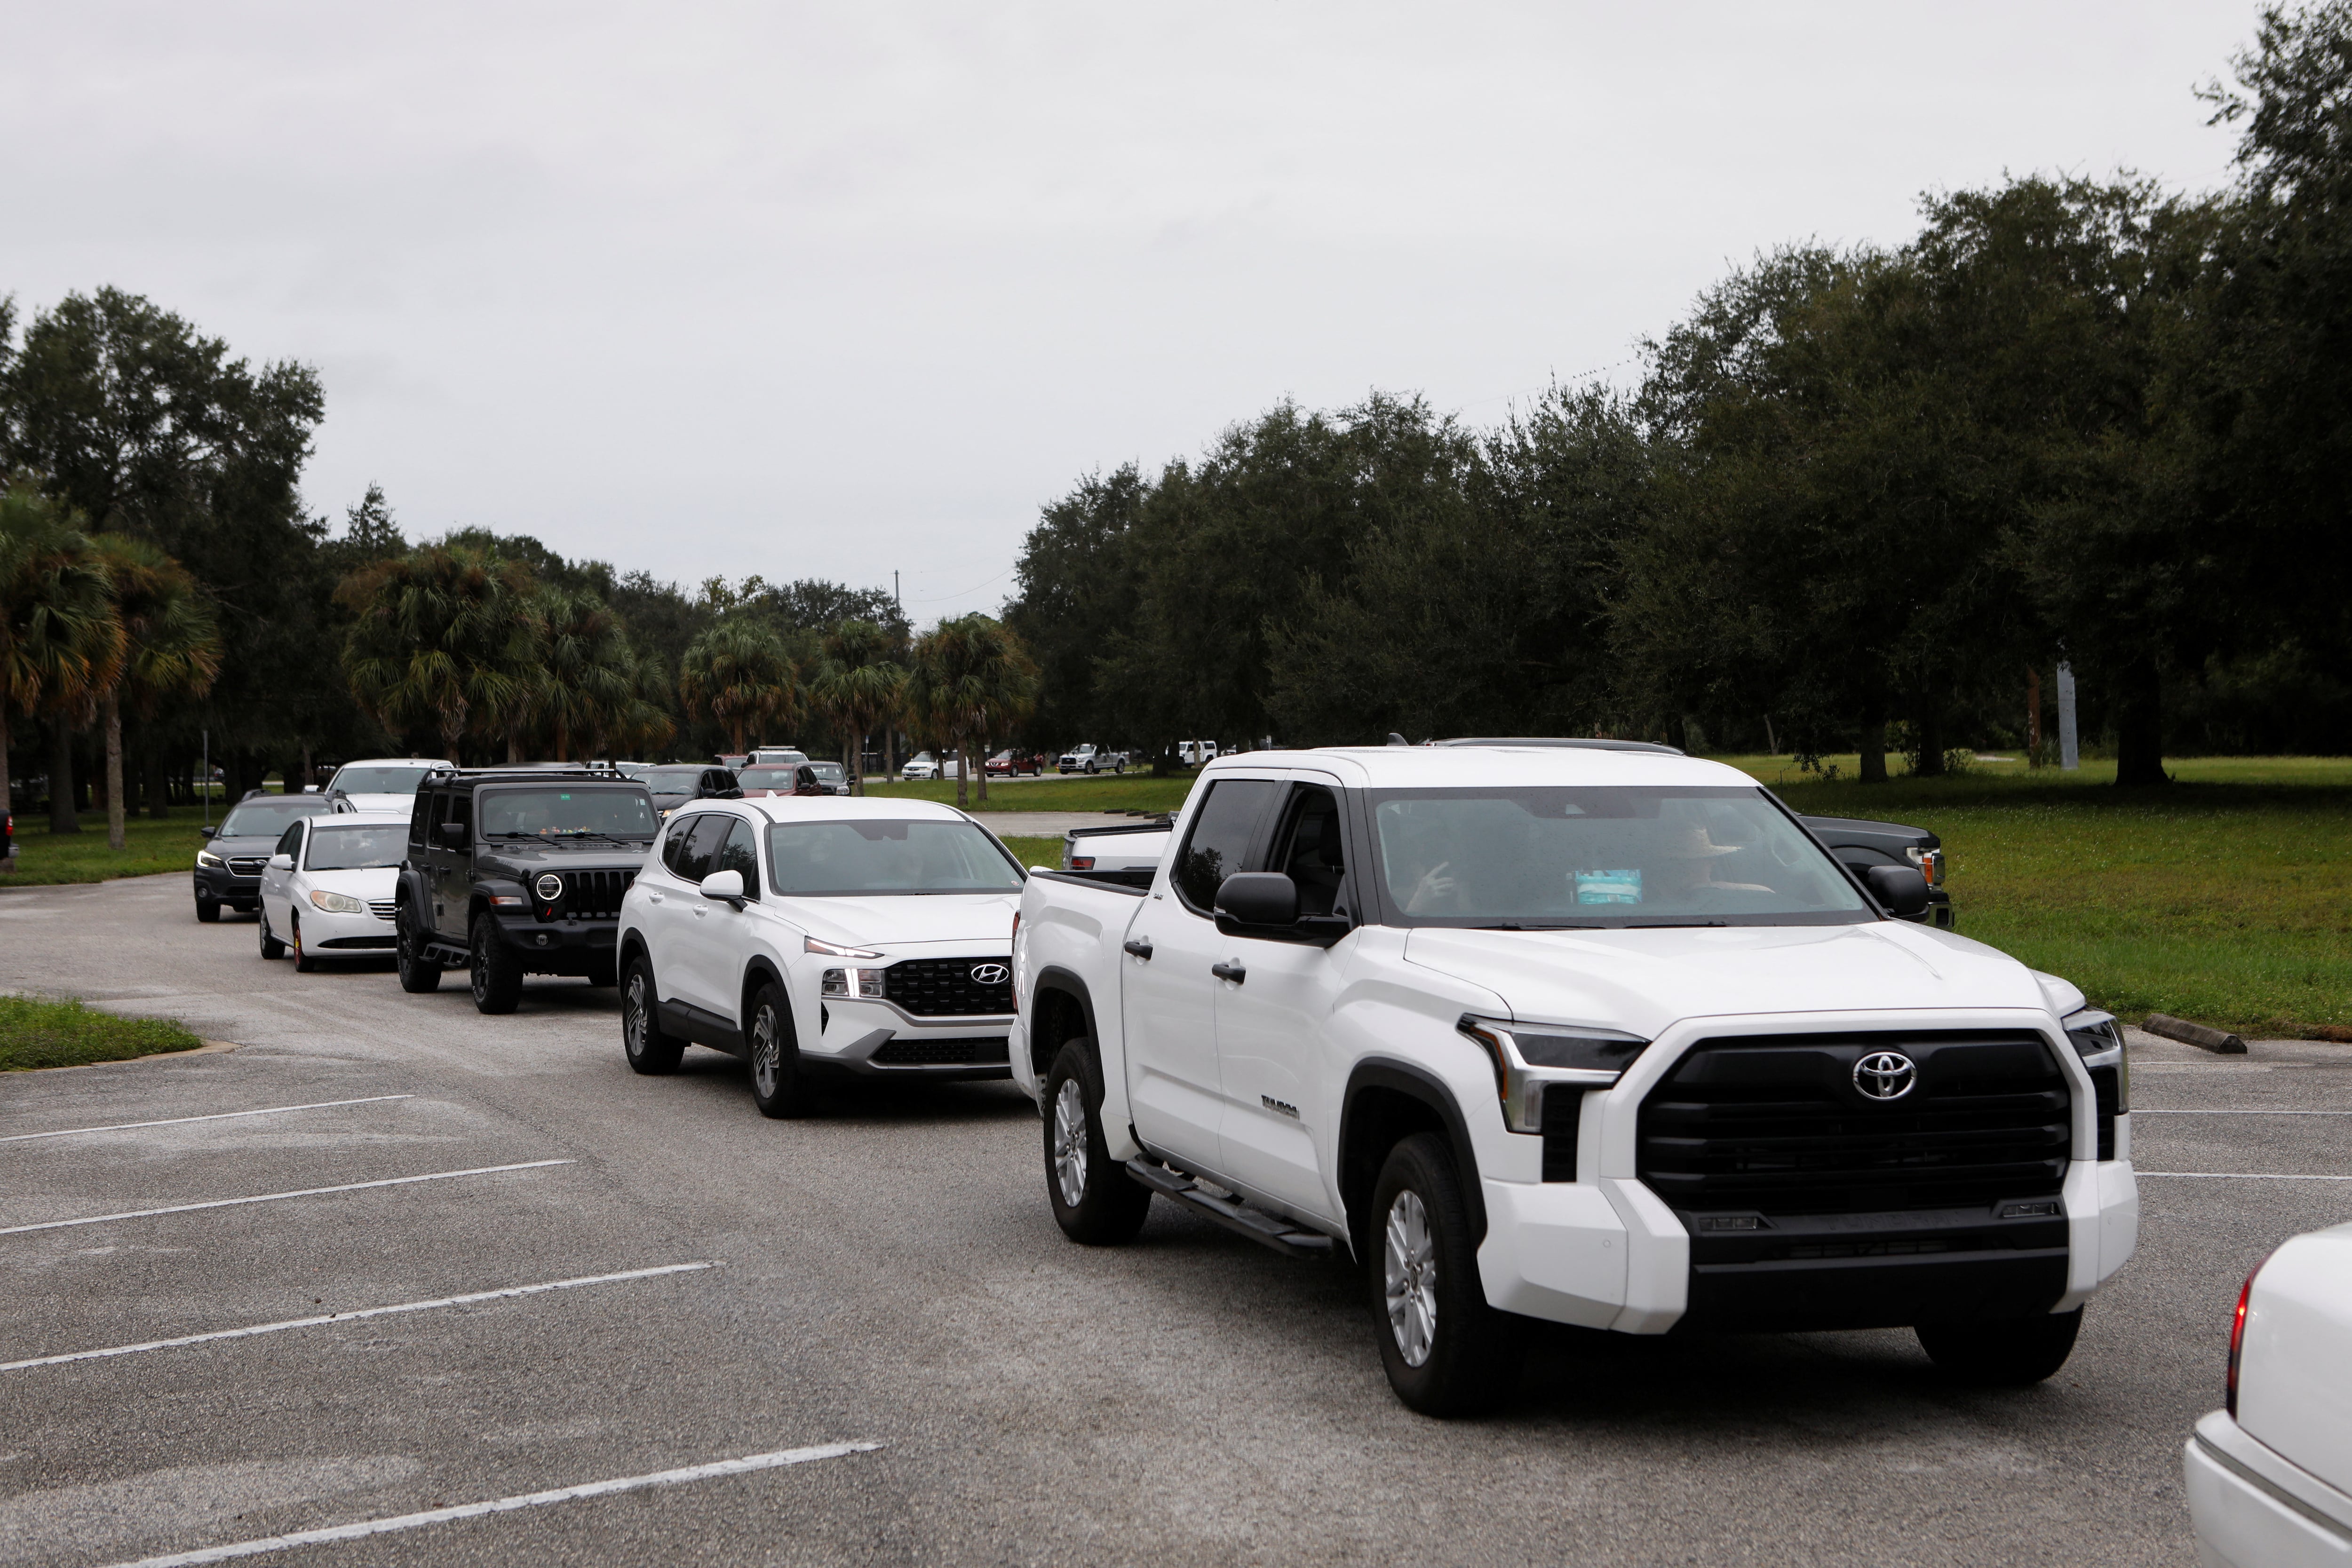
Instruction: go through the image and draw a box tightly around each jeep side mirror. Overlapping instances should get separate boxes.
[699,869,745,909]
[1864,863,1931,918]
[437,822,468,846]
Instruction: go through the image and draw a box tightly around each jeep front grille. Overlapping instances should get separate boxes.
[882,957,1013,1017]
[555,869,635,921]
[1637,1030,2070,1217]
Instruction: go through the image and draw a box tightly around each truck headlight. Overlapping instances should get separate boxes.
[1457,1014,1649,1133]
[2063,1007,2129,1116]
[309,889,368,915]
[196,849,225,868]
[1905,846,1945,887]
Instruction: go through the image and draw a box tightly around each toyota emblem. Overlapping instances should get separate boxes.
[534,873,563,903]
[970,963,1010,986]
[1853,1050,1917,1101]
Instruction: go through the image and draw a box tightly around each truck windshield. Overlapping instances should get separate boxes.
[479,789,658,839]
[766,820,1023,895]
[1366,786,1872,927]
[305,824,408,871]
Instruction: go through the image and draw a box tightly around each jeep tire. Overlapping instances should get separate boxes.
[1044,1039,1151,1245]
[395,906,442,993]
[621,953,683,1074]
[1369,1132,1516,1418]
[469,912,524,1014]
[1916,1307,2082,1386]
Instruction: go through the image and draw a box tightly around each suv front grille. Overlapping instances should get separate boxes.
[872,1036,1010,1066]
[555,869,635,921]
[228,857,266,876]
[1637,1031,2070,1217]
[883,958,1013,1017]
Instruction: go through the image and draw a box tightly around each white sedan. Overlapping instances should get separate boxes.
[2186,1219,2352,1565]
[256,813,410,972]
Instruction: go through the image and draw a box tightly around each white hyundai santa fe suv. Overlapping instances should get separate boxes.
[616,796,1026,1115]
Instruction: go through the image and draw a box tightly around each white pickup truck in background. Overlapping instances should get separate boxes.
[1010,743,2138,1414]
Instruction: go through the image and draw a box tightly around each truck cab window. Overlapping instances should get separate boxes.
[1173,778,1279,914]
[1271,785,1347,918]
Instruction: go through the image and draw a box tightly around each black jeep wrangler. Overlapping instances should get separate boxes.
[394,768,660,1013]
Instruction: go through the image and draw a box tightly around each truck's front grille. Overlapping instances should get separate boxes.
[1637,1031,2070,1217]
[871,1036,1010,1066]
[883,958,1012,1017]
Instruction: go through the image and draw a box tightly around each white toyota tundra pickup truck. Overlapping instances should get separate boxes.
[1009,743,2138,1414]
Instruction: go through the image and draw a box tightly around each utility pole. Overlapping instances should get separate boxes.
[2057,663,2080,770]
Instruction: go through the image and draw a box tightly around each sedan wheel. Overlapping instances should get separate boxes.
[257,910,286,960]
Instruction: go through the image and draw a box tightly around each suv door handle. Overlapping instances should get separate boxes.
[1123,937,1153,960]
[1210,960,1246,984]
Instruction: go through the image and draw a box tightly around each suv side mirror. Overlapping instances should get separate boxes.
[1864,863,1931,918]
[198,826,215,839]
[699,869,745,908]
[437,821,468,847]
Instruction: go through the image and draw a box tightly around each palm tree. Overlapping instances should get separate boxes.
[526,586,638,761]
[0,479,121,829]
[92,533,222,850]
[596,646,677,761]
[679,618,795,756]
[337,545,533,763]
[908,615,1034,809]
[812,620,906,794]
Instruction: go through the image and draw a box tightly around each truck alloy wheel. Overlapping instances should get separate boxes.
[1053,1078,1089,1207]
[1367,1133,1514,1416]
[1384,1190,1439,1367]
[1044,1040,1150,1245]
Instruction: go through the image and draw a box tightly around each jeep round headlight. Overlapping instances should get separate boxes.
[309,889,367,915]
[535,873,563,902]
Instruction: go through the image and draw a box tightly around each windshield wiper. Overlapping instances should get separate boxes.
[1615,919,1728,928]
[1473,921,1604,930]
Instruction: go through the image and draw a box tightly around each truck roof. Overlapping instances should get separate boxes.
[1201,744,1759,790]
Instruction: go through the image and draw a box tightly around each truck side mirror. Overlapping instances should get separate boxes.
[437,822,468,846]
[1216,871,1297,927]
[1864,863,1931,919]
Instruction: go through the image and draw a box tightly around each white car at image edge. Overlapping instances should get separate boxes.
[616,795,1025,1115]
[255,812,411,971]
[2185,1220,2352,1566]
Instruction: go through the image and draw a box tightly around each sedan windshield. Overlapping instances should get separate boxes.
[766,820,1022,895]
[217,797,332,837]
[305,824,408,871]
[1367,786,1871,927]
[331,766,430,795]
[479,789,658,839]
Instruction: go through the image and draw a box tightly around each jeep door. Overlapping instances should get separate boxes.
[428,789,473,939]
[1121,775,1279,1171]
[1211,776,1356,1221]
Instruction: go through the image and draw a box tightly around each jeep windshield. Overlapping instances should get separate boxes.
[1366,785,1872,927]
[479,788,657,840]
[766,819,1023,895]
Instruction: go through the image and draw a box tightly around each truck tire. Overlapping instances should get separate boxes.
[395,906,442,993]
[257,909,286,960]
[291,912,317,973]
[1369,1132,1516,1417]
[746,980,804,1118]
[469,912,524,1014]
[621,953,683,1074]
[195,895,221,924]
[1045,1039,1151,1245]
[1915,1308,2082,1386]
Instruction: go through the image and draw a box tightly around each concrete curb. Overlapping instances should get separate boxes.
[11,1038,243,1074]
[2143,1014,2247,1055]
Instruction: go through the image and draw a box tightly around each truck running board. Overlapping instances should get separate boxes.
[1123,1159,1335,1259]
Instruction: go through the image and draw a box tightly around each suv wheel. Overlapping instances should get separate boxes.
[1916,1308,2082,1386]
[1044,1040,1151,1245]
[746,981,803,1118]
[468,912,524,1014]
[395,906,442,993]
[291,912,317,973]
[1369,1132,1515,1417]
[195,895,221,924]
[621,953,683,1074]
[257,909,286,960]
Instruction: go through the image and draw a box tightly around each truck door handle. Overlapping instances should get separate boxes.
[1123,938,1153,960]
[1210,960,1246,984]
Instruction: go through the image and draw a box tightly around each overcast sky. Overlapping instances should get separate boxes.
[2,2,2261,622]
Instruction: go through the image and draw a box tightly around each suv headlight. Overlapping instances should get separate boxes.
[1458,1014,1650,1133]
[196,849,225,868]
[820,967,888,999]
[309,889,368,914]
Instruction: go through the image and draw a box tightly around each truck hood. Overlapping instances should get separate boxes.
[784,892,1020,950]
[1401,920,2049,1036]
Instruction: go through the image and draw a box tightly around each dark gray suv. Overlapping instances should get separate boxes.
[193,793,335,921]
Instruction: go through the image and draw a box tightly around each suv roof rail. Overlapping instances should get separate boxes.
[1430,736,1686,756]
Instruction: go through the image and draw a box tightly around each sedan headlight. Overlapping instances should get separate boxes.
[1457,1014,1650,1133]
[309,889,368,914]
[196,849,225,868]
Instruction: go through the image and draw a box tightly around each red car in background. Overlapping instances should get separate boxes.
[985,750,1046,777]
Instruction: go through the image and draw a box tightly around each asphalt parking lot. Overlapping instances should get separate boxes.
[2,871,2347,1566]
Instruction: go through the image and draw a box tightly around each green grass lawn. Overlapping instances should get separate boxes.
[3,807,211,887]
[1715,755,2352,1037]
[1000,835,1062,870]
[866,774,1195,813]
[0,993,206,1071]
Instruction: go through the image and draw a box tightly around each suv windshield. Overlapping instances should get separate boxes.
[738,767,799,791]
[331,766,430,795]
[479,788,658,839]
[305,823,408,871]
[217,797,331,837]
[642,767,707,792]
[766,820,1022,895]
[809,762,845,781]
[1367,785,1871,927]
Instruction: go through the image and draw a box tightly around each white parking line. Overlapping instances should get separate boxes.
[2133,1109,2352,1115]
[0,1261,721,1372]
[0,1095,415,1145]
[102,1442,883,1568]
[2136,1171,2352,1180]
[0,1160,574,1236]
